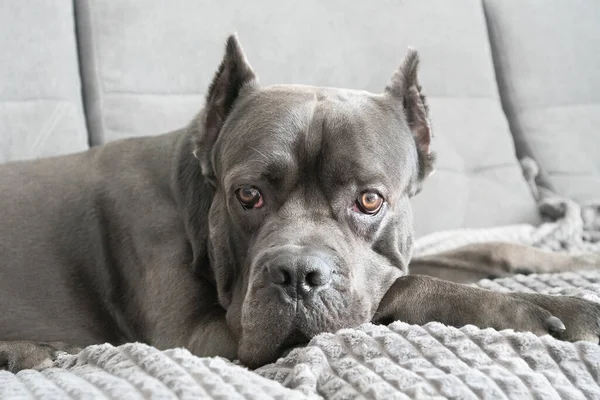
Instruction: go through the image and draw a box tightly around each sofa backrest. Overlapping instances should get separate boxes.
[484,0,600,204]
[0,0,88,163]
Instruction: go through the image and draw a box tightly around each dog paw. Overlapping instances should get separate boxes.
[0,341,82,373]
[509,293,600,343]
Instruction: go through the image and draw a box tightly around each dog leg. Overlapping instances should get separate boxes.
[409,242,600,284]
[187,313,238,360]
[374,275,600,342]
[0,341,82,372]
[136,260,239,360]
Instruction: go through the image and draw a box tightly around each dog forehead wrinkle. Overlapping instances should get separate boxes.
[217,101,317,188]
[223,153,292,190]
[320,99,417,196]
[319,103,384,182]
[295,94,324,174]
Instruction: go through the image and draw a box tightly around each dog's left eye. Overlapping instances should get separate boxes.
[236,186,264,209]
[355,191,384,215]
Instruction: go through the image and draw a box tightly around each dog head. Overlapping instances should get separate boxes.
[191,35,434,367]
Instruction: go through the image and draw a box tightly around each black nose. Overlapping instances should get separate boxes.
[267,254,333,297]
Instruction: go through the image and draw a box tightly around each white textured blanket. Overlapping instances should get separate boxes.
[2,162,600,399]
[2,271,600,399]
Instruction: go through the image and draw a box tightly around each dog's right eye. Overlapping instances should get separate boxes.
[236,186,264,210]
[355,190,384,215]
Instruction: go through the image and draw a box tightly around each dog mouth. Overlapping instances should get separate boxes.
[279,329,311,357]
[237,296,370,368]
[237,318,313,368]
[236,259,372,368]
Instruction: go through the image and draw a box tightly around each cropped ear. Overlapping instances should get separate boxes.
[191,34,258,184]
[386,49,435,181]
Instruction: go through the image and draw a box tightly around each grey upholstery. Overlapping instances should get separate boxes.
[484,0,600,204]
[74,0,539,236]
[0,0,88,162]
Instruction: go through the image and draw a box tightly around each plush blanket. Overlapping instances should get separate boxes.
[2,160,600,399]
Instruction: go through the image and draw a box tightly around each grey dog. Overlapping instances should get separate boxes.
[1,35,600,372]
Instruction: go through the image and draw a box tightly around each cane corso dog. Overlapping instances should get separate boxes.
[2,35,600,372]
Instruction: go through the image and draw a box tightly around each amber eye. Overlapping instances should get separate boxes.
[356,191,384,214]
[236,186,264,209]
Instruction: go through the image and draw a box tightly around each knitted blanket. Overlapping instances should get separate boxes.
[2,160,600,399]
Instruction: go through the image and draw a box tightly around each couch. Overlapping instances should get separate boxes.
[1,1,600,399]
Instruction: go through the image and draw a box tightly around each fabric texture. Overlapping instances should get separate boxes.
[2,311,600,400]
[483,0,600,204]
[74,0,538,236]
[0,0,88,163]
[0,346,309,400]
[1,163,599,399]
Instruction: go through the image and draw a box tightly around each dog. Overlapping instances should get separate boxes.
[1,35,599,372]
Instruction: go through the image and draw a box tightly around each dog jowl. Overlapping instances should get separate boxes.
[191,35,435,367]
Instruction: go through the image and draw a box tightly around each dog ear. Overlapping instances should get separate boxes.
[192,34,257,184]
[386,49,435,181]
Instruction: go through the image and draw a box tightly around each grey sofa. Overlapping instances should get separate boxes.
[2,0,599,238]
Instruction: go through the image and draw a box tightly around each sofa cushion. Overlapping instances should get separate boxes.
[75,0,538,236]
[484,0,600,204]
[0,0,88,163]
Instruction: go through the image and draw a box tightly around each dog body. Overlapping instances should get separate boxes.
[0,131,236,354]
[2,36,600,371]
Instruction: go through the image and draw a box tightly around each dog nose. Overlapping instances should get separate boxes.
[267,254,333,297]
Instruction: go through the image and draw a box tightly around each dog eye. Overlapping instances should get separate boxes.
[236,186,264,209]
[356,191,384,214]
